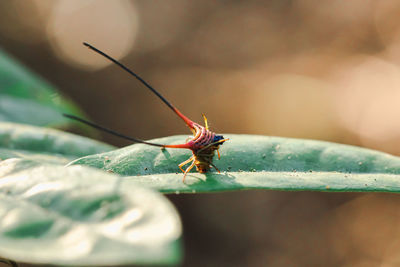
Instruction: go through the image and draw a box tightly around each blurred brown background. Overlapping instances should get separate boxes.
[2,0,400,266]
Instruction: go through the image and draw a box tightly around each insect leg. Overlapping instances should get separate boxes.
[183,160,196,182]
[217,149,221,159]
[178,156,194,173]
[210,162,221,173]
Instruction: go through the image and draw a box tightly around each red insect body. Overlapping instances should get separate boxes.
[65,43,227,182]
[162,109,227,181]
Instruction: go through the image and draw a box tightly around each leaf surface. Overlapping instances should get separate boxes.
[0,159,182,265]
[70,134,400,193]
[0,122,115,163]
[0,48,84,127]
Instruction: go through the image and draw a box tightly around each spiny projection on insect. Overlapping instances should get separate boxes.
[64,42,228,182]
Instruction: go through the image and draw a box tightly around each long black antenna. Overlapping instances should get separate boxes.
[83,42,175,112]
[83,42,195,128]
[63,114,163,147]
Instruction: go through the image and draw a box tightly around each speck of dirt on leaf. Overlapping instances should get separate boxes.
[309,170,313,172]
[275,144,280,150]
[358,162,363,165]
[326,185,330,190]
[262,154,266,159]
[144,167,148,171]
[288,156,292,159]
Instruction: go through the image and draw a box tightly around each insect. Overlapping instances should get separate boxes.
[64,42,228,182]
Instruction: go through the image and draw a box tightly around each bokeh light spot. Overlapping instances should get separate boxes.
[331,56,400,152]
[46,0,139,70]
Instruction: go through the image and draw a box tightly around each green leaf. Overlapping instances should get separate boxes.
[0,148,71,165]
[0,159,182,266]
[0,48,84,127]
[0,122,115,163]
[70,134,400,193]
